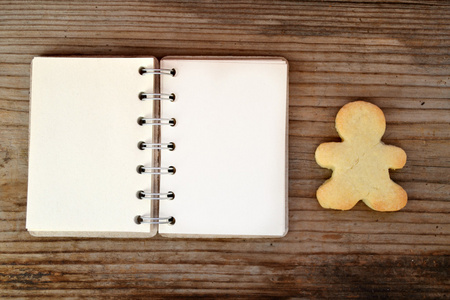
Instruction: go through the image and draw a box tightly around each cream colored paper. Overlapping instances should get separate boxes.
[159,58,288,237]
[27,57,156,236]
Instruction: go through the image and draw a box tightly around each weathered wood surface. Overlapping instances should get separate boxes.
[0,0,449,298]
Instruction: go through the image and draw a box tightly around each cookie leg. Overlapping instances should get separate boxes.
[363,181,407,211]
[316,178,360,210]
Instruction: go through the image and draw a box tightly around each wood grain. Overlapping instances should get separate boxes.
[0,0,449,298]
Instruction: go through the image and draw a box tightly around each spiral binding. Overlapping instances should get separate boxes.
[138,117,176,126]
[139,92,175,101]
[139,68,176,76]
[138,141,175,151]
[137,191,175,200]
[136,67,177,226]
[135,216,176,225]
[137,166,176,175]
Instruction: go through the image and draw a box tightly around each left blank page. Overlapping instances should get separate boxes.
[26,57,157,237]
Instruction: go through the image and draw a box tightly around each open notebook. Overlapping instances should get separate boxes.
[26,57,289,238]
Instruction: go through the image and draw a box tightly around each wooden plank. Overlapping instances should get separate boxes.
[0,0,448,298]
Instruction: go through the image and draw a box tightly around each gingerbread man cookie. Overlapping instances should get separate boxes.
[315,101,407,211]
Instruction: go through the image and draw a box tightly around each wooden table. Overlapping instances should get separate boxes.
[1,1,449,298]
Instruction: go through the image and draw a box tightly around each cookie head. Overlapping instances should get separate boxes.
[335,101,386,142]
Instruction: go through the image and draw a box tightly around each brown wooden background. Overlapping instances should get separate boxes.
[0,0,449,298]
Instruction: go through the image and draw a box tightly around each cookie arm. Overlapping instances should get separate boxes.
[315,142,340,169]
[384,145,407,169]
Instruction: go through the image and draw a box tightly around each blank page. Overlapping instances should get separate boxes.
[27,57,156,237]
[159,57,288,237]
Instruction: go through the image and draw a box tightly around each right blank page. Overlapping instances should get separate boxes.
[159,57,288,237]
